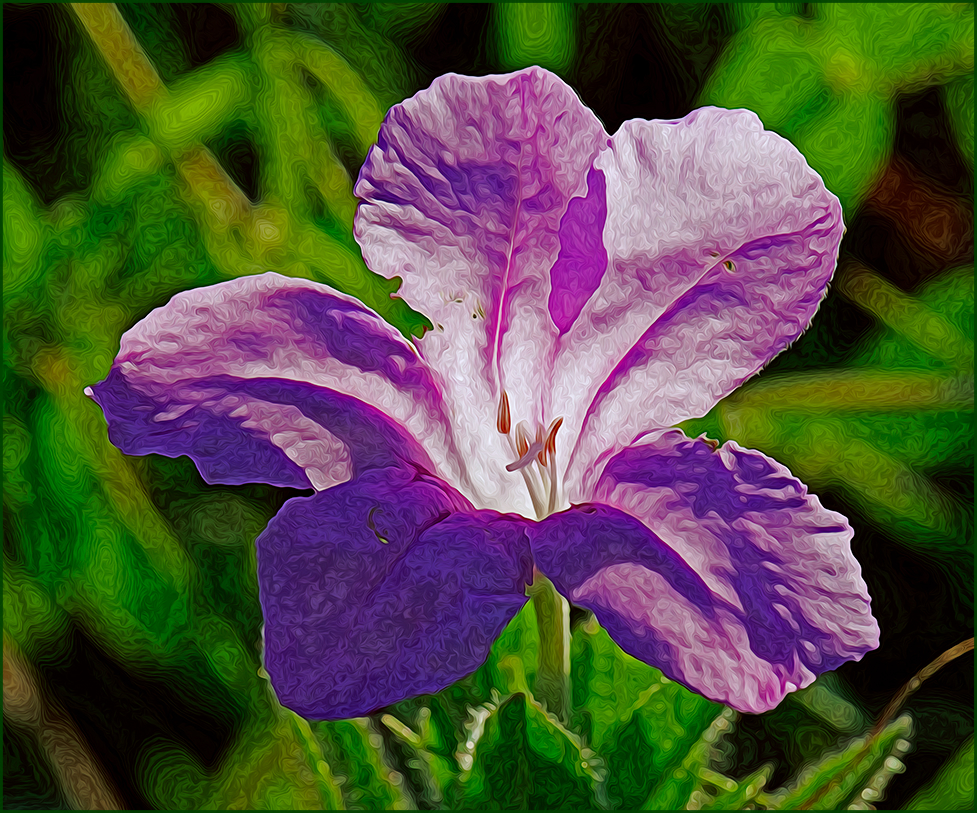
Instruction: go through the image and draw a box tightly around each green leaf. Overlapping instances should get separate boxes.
[379,600,543,792]
[789,672,869,736]
[837,264,973,373]
[570,616,721,807]
[696,763,773,811]
[759,714,913,810]
[313,719,415,810]
[495,3,575,75]
[3,162,50,298]
[945,75,975,166]
[3,563,70,660]
[287,30,385,153]
[640,708,738,810]
[457,693,604,809]
[381,711,458,808]
[700,17,828,133]
[790,91,893,213]
[820,3,974,92]
[192,710,346,810]
[91,134,166,206]
[152,54,253,149]
[907,736,975,811]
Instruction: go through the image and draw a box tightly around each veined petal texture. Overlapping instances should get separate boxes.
[355,67,606,513]
[354,72,844,507]
[531,429,878,714]
[556,109,844,499]
[86,273,470,491]
[256,466,533,719]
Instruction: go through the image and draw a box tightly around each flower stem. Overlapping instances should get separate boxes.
[4,632,125,810]
[528,568,570,725]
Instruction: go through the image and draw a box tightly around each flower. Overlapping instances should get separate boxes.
[87,67,879,720]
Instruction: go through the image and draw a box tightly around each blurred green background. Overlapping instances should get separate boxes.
[3,3,973,810]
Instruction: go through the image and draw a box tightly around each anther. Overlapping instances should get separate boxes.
[513,423,531,459]
[496,390,511,435]
[544,417,563,459]
[535,425,547,467]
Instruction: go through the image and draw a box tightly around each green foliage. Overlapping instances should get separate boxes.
[494,3,575,75]
[456,693,604,809]
[907,736,975,811]
[703,265,974,559]
[569,614,722,807]
[759,715,913,810]
[3,3,972,810]
[701,3,973,210]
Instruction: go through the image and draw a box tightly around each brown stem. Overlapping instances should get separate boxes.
[4,633,126,810]
[871,637,974,737]
[798,637,975,811]
[70,4,251,228]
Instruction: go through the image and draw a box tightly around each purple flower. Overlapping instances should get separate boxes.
[87,68,879,720]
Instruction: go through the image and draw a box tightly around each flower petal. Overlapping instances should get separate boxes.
[553,108,844,499]
[530,430,878,714]
[256,465,533,719]
[355,68,606,513]
[86,273,472,493]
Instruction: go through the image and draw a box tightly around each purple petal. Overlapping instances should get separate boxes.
[86,273,472,493]
[552,108,844,500]
[530,430,879,714]
[355,68,606,513]
[256,465,533,719]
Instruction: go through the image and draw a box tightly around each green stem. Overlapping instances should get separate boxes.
[529,568,570,724]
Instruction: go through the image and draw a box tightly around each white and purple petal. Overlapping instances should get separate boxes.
[544,108,844,499]
[530,429,878,714]
[355,67,606,513]
[87,273,472,493]
[256,465,533,719]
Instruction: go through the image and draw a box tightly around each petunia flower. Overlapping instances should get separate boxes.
[87,67,879,720]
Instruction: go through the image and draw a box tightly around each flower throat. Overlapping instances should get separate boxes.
[496,390,564,520]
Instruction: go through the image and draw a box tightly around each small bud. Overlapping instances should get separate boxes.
[496,390,511,434]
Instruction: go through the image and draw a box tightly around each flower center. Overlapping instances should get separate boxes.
[497,390,563,519]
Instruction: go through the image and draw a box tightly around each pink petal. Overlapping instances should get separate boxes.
[553,108,844,500]
[88,273,472,493]
[355,68,606,512]
[564,428,879,713]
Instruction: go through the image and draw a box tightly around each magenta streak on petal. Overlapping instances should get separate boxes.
[354,68,607,498]
[571,429,880,712]
[92,272,476,496]
[547,166,608,334]
[564,215,840,501]
[490,145,525,396]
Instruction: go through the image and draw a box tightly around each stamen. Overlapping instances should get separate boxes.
[496,390,511,435]
[514,423,531,459]
[499,408,565,520]
[544,417,563,459]
[544,418,563,516]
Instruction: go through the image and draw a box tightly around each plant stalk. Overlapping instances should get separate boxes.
[528,568,571,725]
